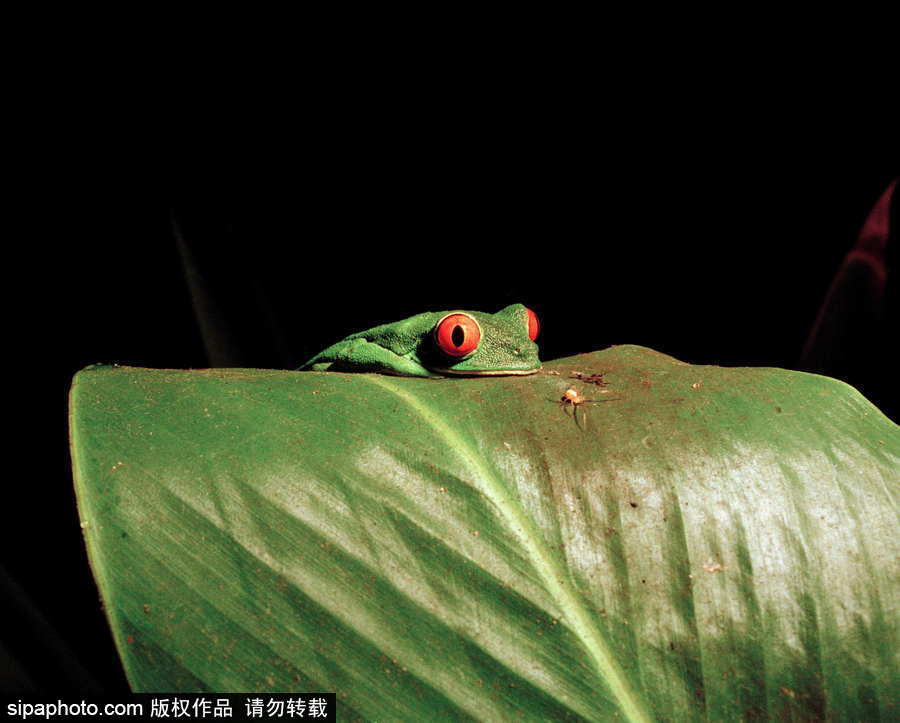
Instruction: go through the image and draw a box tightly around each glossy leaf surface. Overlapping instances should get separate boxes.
[69,345,899,720]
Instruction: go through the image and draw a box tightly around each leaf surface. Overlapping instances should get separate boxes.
[69,345,900,720]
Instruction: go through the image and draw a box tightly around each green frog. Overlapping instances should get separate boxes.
[300,304,541,377]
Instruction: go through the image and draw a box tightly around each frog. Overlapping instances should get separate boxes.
[299,304,541,377]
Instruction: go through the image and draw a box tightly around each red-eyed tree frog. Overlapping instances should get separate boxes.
[300,304,541,377]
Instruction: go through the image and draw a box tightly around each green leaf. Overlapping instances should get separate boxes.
[69,345,899,721]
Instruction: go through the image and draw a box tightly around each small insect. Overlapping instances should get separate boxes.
[557,386,616,430]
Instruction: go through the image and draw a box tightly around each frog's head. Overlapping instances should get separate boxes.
[421,303,541,376]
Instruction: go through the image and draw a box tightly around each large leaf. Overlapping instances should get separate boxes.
[69,345,899,721]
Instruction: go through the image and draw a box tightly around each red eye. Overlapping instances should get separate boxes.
[526,307,540,341]
[434,313,481,358]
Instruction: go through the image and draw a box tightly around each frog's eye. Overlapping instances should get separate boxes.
[434,313,481,358]
[525,307,540,341]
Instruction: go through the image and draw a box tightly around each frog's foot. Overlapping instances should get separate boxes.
[305,362,334,372]
[302,339,434,378]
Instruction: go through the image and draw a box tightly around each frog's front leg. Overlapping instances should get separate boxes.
[300,339,435,377]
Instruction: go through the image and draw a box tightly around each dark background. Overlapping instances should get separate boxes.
[3,96,897,693]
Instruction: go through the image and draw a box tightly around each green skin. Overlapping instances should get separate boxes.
[300,304,541,378]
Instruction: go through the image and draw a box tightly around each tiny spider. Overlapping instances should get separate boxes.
[557,386,616,430]
[560,387,587,407]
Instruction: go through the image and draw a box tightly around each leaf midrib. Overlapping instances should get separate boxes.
[366,375,652,723]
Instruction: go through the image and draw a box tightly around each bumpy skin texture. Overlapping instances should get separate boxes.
[299,304,541,377]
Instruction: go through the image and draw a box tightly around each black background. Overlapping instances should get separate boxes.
[3,81,897,694]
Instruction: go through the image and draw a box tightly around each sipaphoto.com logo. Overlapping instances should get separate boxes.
[6,699,143,719]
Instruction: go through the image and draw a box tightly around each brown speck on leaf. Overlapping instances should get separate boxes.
[628,501,638,508]
[143,604,152,615]
[571,371,609,386]
[691,382,702,390]
[780,687,797,699]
